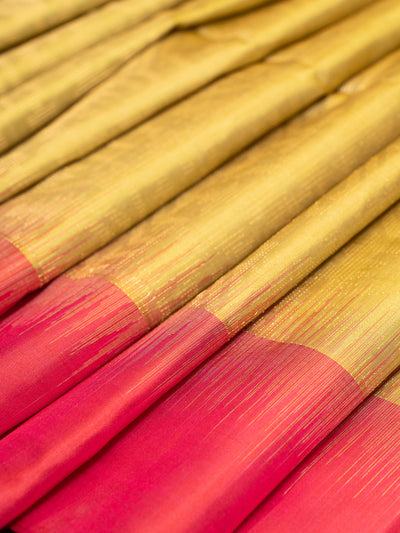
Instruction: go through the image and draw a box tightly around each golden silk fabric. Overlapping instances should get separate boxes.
[0,1,399,532]
[0,0,111,50]
[1,0,400,315]
[0,0,378,199]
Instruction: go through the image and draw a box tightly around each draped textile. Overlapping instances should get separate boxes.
[1,0,400,313]
[238,369,400,533]
[0,0,376,200]
[2,56,400,434]
[0,1,399,532]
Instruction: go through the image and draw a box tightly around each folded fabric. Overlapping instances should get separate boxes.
[2,2,399,532]
[237,365,400,533]
[1,1,400,316]
[0,0,285,96]
[7,198,400,532]
[2,56,400,434]
[0,0,187,95]
[0,130,399,527]
[0,12,173,153]
[0,0,111,51]
[0,0,376,201]
[174,0,277,25]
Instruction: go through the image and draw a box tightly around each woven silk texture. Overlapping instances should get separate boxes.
[0,1,399,532]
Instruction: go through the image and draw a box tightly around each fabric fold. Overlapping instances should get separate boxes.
[0,0,111,51]
[0,0,377,201]
[1,2,400,531]
[0,0,185,95]
[0,0,285,95]
[0,131,399,526]
[2,59,400,434]
[7,200,400,532]
[237,371,400,533]
[174,0,277,26]
[1,2,399,532]
[0,12,174,154]
[1,2,400,314]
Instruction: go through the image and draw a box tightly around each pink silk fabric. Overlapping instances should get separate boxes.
[239,395,400,533]
[10,334,363,532]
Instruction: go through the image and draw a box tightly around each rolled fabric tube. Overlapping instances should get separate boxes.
[8,199,400,532]
[0,129,399,527]
[2,60,400,436]
[1,0,400,314]
[0,0,377,200]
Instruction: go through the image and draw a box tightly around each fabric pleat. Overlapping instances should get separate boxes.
[0,0,376,201]
[0,133,399,526]
[2,56,400,435]
[7,199,400,532]
[1,1,400,531]
[237,370,400,533]
[0,0,183,95]
[174,0,278,26]
[0,12,172,153]
[0,0,287,151]
[1,1,400,317]
[0,0,112,51]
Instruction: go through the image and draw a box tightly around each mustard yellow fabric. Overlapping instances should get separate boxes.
[0,0,184,94]
[194,138,400,337]
[2,35,400,290]
[63,57,400,329]
[0,0,282,95]
[175,0,277,25]
[0,0,378,200]
[0,13,173,153]
[0,0,112,51]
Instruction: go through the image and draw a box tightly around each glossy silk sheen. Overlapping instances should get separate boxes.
[9,201,400,532]
[1,0,400,313]
[0,0,375,199]
[238,375,400,532]
[1,1,400,532]
[0,126,399,526]
[2,60,400,436]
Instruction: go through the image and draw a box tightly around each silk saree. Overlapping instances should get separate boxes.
[0,0,399,531]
